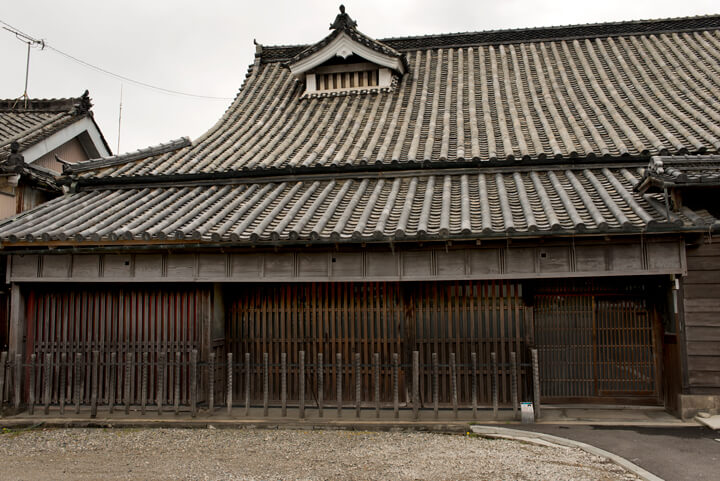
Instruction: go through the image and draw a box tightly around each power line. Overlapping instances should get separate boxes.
[0,19,233,101]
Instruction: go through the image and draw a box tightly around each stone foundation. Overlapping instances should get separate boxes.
[678,394,720,420]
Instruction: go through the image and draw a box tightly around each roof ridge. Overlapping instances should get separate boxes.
[0,92,91,113]
[260,13,720,62]
[65,137,191,174]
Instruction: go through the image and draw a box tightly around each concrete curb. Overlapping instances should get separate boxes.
[470,425,663,481]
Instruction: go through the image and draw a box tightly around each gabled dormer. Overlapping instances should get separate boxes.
[287,6,407,96]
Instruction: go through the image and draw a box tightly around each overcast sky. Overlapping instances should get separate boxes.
[1,0,717,155]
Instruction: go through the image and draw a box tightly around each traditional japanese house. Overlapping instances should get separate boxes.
[1,9,719,418]
[0,92,110,351]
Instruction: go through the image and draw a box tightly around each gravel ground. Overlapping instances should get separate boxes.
[0,427,639,481]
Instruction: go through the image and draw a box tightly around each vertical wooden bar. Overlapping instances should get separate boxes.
[392,353,399,419]
[174,351,181,415]
[432,352,439,419]
[262,352,269,417]
[281,352,287,417]
[511,352,518,420]
[190,349,198,418]
[208,352,215,415]
[318,352,324,418]
[244,352,250,416]
[141,352,148,415]
[108,352,116,414]
[91,351,99,418]
[373,352,380,418]
[0,352,6,411]
[75,353,83,414]
[28,354,36,415]
[227,352,233,415]
[43,353,52,415]
[450,352,458,419]
[299,351,305,419]
[471,352,478,419]
[336,352,342,417]
[14,353,22,410]
[59,352,67,415]
[491,352,498,419]
[412,350,419,420]
[157,352,165,415]
[355,352,361,418]
[531,348,541,419]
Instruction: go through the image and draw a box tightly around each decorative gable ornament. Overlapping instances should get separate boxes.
[287,6,406,95]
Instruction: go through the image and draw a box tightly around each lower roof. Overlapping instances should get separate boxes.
[0,165,715,247]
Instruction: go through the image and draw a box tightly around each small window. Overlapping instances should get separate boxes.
[305,62,392,96]
[317,70,378,91]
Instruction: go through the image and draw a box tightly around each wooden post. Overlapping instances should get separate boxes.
[281,352,287,417]
[59,353,67,415]
[227,352,233,416]
[44,353,52,415]
[318,353,324,418]
[208,352,215,415]
[174,352,181,415]
[355,353,361,418]
[471,352,478,419]
[75,353,83,414]
[157,352,166,415]
[432,352,439,419]
[392,353,399,419]
[108,352,116,414]
[244,352,250,416]
[190,349,198,418]
[299,351,305,419]
[14,353,22,411]
[336,352,342,417]
[124,352,133,414]
[0,351,7,412]
[531,348,541,419]
[412,351,419,420]
[450,352,458,419]
[91,351,99,418]
[511,352,518,420]
[141,352,148,415]
[373,353,380,419]
[28,353,35,415]
[491,352,498,419]
[262,352,269,417]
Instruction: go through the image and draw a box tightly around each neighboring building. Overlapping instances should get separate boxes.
[0,92,111,351]
[1,10,719,418]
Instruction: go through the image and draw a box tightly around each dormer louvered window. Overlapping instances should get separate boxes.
[305,61,392,94]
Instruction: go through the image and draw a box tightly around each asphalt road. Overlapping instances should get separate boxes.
[508,424,719,481]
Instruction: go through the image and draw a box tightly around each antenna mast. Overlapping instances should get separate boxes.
[2,25,45,107]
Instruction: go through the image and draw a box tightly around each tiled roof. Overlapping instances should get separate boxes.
[80,21,720,179]
[65,137,191,174]
[636,155,720,192]
[0,94,95,162]
[1,165,713,245]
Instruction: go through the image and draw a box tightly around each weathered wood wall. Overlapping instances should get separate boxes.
[683,240,720,394]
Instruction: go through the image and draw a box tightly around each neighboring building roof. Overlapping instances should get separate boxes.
[0,92,111,165]
[636,155,720,193]
[1,165,712,245]
[73,14,720,180]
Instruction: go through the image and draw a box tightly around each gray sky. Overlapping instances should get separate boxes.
[1,0,718,155]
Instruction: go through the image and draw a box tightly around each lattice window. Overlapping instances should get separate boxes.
[316,70,379,91]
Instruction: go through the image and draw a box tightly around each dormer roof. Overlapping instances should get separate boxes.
[286,6,407,82]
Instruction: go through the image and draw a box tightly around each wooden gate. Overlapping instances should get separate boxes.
[226,280,529,406]
[534,282,659,403]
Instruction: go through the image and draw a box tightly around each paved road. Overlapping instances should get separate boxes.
[509,424,719,481]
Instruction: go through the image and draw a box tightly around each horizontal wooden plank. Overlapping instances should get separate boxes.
[686,243,720,257]
[684,298,720,313]
[686,341,720,356]
[685,326,720,341]
[686,257,720,271]
[687,356,720,372]
[689,371,720,388]
[684,312,720,327]
[683,270,720,285]
[683,284,720,299]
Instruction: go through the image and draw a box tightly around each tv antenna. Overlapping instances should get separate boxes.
[2,24,45,107]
